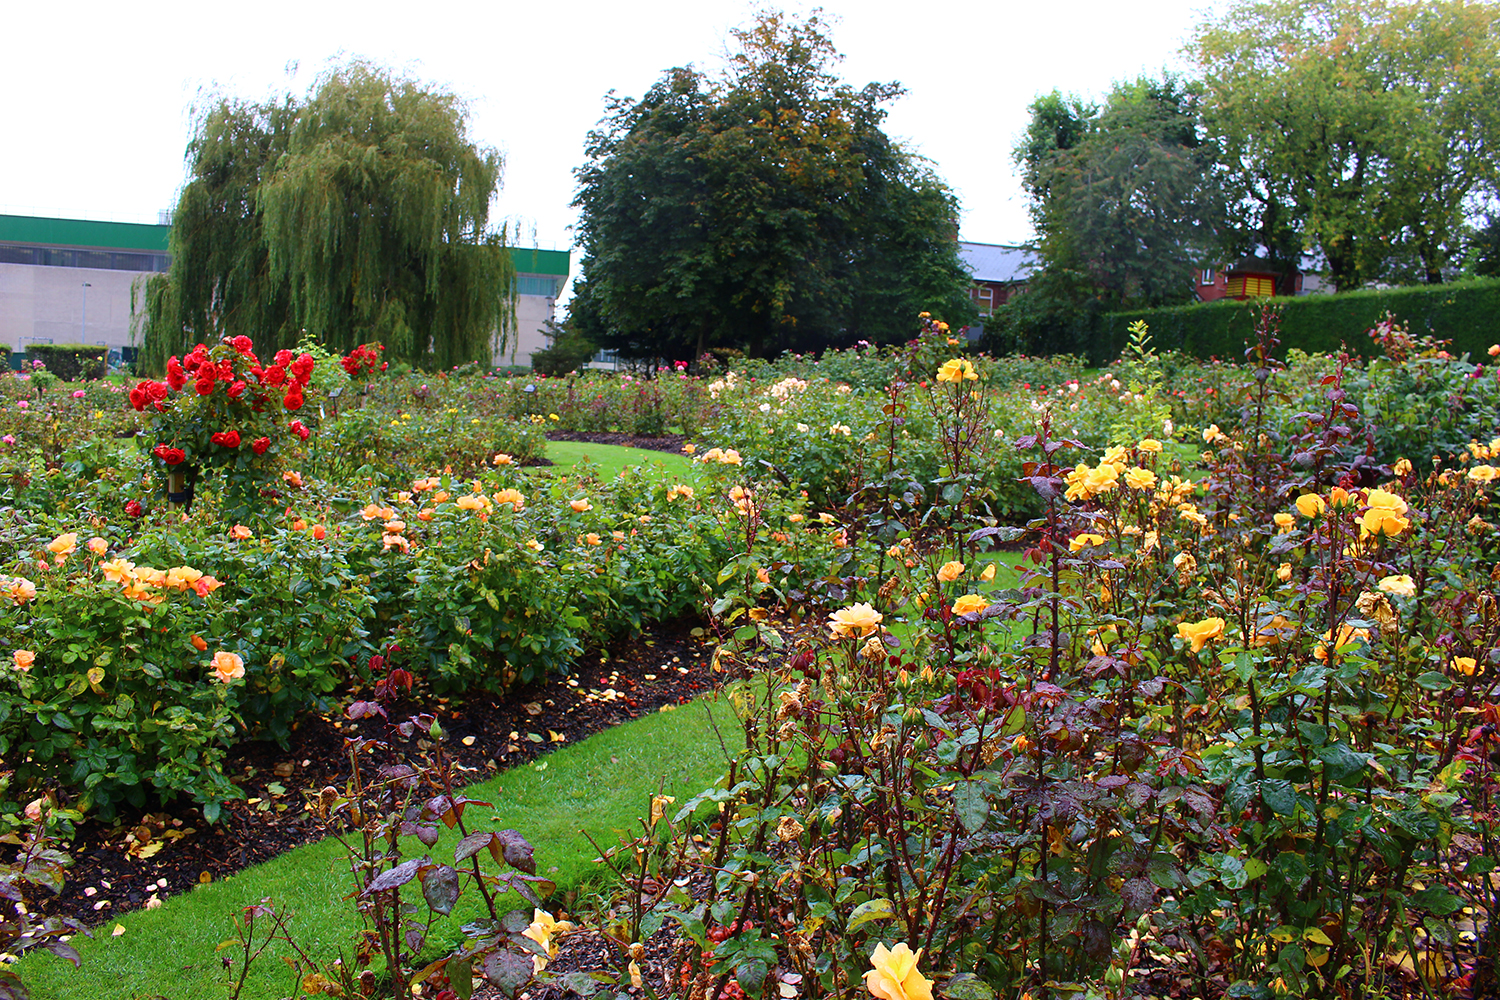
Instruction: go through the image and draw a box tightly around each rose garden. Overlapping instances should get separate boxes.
[0,308,1498,1000]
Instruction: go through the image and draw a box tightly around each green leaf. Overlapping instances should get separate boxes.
[846,898,895,932]
[1415,671,1452,691]
[954,780,991,834]
[943,974,997,1000]
[1259,779,1298,816]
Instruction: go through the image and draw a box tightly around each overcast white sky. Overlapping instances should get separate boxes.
[2,0,1207,260]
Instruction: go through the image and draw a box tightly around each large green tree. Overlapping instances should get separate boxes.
[1006,77,1227,356]
[1019,76,1227,309]
[1192,0,1500,290]
[138,62,515,372]
[571,12,973,362]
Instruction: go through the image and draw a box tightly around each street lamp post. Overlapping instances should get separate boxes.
[81,282,92,341]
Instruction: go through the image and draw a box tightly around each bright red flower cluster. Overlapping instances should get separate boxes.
[152,444,187,466]
[130,339,315,416]
[341,342,387,378]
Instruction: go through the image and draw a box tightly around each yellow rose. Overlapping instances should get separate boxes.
[1125,467,1157,491]
[1360,489,1410,538]
[864,943,932,1000]
[524,909,576,973]
[1277,562,1293,582]
[1313,624,1369,662]
[828,602,883,638]
[1295,494,1325,518]
[1069,533,1106,552]
[951,594,990,616]
[1377,574,1415,596]
[1137,438,1163,453]
[980,563,996,582]
[937,561,964,582]
[935,358,977,383]
[1177,617,1225,654]
[1468,465,1498,483]
[1392,457,1413,477]
[1273,512,1296,533]
[1453,656,1478,676]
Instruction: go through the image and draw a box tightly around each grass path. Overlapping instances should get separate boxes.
[15,686,739,1000]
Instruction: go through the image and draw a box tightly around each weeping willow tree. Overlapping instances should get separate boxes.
[137,62,515,373]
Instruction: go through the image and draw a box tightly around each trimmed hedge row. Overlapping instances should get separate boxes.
[1098,277,1500,362]
[24,343,108,380]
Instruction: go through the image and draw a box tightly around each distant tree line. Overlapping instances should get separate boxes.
[999,0,1500,356]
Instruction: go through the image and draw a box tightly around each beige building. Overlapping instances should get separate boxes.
[0,213,568,368]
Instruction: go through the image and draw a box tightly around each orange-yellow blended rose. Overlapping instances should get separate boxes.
[5,577,38,605]
[101,558,135,584]
[935,358,977,383]
[230,524,253,540]
[457,494,486,511]
[87,536,108,555]
[719,449,743,465]
[210,651,245,683]
[12,649,35,673]
[828,602,883,638]
[46,532,78,558]
[570,498,592,513]
[493,452,514,466]
[951,594,990,616]
[1177,616,1225,654]
[864,942,932,1000]
[936,561,964,582]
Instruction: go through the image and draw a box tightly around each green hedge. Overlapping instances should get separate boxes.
[25,343,107,380]
[1098,278,1500,362]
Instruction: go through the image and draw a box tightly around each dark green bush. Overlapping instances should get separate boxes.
[1099,277,1500,363]
[25,344,108,381]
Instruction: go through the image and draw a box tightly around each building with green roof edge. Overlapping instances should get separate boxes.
[0,213,568,369]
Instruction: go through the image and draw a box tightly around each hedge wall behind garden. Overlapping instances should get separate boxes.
[25,343,108,380]
[1098,278,1500,363]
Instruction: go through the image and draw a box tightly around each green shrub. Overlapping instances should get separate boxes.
[24,344,107,381]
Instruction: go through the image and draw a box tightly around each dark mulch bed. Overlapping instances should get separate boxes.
[42,617,722,926]
[544,431,690,454]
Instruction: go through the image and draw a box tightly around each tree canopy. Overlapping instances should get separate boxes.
[1018,76,1228,310]
[571,12,974,362]
[138,62,515,373]
[1191,0,1500,290]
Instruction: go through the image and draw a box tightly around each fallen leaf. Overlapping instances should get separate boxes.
[112,924,126,937]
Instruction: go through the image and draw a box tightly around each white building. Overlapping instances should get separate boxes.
[0,213,568,369]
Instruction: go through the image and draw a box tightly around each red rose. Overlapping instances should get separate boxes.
[264,366,287,387]
[289,420,310,441]
[166,358,186,390]
[380,362,388,371]
[217,359,235,381]
[129,385,147,411]
[124,500,143,518]
[291,353,315,384]
[153,444,186,466]
[231,335,253,354]
[283,387,303,411]
[211,430,241,448]
[147,381,169,402]
[228,380,247,398]
[251,436,271,455]
[274,349,294,368]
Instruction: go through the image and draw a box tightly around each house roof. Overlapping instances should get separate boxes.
[958,242,1038,284]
